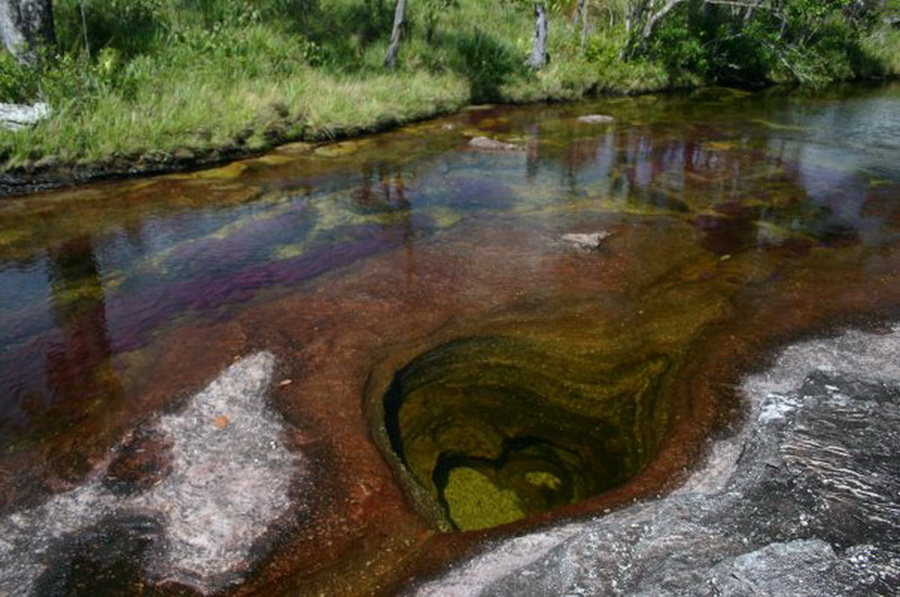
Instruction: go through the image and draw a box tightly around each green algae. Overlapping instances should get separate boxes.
[384,336,675,531]
[442,467,525,530]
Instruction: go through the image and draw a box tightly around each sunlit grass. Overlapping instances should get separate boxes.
[0,0,896,173]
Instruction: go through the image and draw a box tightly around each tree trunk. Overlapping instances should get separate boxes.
[622,0,683,61]
[0,0,54,66]
[579,0,589,53]
[573,0,586,24]
[383,0,407,70]
[526,2,549,69]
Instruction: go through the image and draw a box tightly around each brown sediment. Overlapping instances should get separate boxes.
[100,210,895,596]
[3,209,895,595]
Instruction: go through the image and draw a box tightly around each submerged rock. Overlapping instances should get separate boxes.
[577,114,615,124]
[468,136,521,151]
[0,103,50,131]
[413,325,900,596]
[559,231,611,252]
[0,352,301,595]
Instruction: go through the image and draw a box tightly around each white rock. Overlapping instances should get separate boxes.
[0,103,50,130]
[577,114,615,124]
[559,232,611,251]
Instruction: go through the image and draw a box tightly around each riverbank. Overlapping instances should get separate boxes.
[1,0,898,197]
[0,70,671,198]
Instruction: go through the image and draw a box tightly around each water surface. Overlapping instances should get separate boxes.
[0,82,898,594]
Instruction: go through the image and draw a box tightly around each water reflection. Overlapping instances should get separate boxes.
[350,164,420,281]
[0,237,123,465]
[46,237,121,413]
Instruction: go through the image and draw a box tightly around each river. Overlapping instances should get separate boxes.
[0,82,898,595]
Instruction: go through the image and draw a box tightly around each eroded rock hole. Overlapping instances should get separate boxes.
[384,336,672,531]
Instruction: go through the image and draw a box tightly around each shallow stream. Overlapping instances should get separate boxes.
[1,82,898,595]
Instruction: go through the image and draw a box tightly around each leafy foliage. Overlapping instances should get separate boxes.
[632,0,891,85]
[0,54,41,103]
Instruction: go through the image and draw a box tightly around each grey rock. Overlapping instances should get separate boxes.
[0,102,50,130]
[559,231,611,252]
[0,352,302,595]
[468,136,521,151]
[577,114,615,124]
[413,325,900,596]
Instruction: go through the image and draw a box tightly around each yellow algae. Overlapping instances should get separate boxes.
[275,142,314,155]
[750,119,809,132]
[702,141,738,151]
[443,468,525,531]
[122,179,160,192]
[430,207,464,229]
[314,139,372,158]
[525,471,562,491]
[253,154,297,166]
[190,162,249,179]
[274,245,305,260]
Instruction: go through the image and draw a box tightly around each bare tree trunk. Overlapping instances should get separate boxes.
[383,0,407,70]
[573,0,586,24]
[622,0,684,60]
[579,0,589,53]
[640,0,682,42]
[0,0,54,66]
[526,2,549,69]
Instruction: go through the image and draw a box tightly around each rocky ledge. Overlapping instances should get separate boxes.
[413,325,900,596]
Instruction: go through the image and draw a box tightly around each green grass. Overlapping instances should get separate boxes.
[0,0,896,173]
[2,64,470,165]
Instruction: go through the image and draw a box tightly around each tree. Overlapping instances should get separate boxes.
[0,0,54,66]
[384,0,407,69]
[526,2,549,68]
[622,0,685,60]
[573,0,589,52]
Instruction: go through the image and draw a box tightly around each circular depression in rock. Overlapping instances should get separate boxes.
[384,336,672,531]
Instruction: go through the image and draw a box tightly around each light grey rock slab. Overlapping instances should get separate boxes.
[0,102,50,130]
[413,325,900,597]
[0,352,302,595]
[559,231,612,252]
[468,136,521,151]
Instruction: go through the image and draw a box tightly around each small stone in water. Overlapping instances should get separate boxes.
[577,114,615,124]
[468,136,520,151]
[559,232,611,252]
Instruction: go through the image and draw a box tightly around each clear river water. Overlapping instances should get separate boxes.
[0,82,898,595]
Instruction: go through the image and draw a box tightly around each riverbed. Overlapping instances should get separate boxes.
[1,83,898,595]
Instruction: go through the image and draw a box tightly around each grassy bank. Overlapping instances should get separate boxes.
[1,0,898,182]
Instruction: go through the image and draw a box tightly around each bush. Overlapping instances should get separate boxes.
[0,53,41,102]
[637,0,885,86]
[55,0,165,58]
